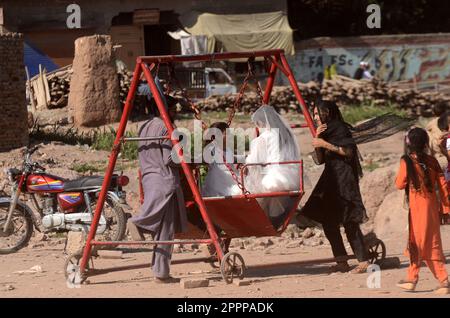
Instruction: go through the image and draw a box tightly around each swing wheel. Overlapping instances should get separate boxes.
[367,238,386,264]
[220,251,246,284]
[206,238,231,269]
[64,251,92,286]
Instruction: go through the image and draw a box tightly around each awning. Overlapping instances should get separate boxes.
[181,11,295,55]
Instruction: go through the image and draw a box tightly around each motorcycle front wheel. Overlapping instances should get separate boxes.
[0,202,34,254]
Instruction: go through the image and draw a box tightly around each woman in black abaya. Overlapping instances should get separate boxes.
[300,100,370,273]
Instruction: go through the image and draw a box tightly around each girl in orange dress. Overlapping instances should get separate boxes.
[395,127,450,294]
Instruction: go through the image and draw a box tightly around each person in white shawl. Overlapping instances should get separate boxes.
[245,105,301,227]
[201,122,241,197]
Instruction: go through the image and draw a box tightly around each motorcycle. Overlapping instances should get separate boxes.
[0,146,130,254]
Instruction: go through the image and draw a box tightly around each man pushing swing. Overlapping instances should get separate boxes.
[127,78,187,284]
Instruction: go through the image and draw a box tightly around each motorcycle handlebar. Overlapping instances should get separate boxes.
[27,146,39,155]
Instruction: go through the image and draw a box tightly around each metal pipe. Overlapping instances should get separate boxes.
[123,136,169,142]
[262,58,278,104]
[90,239,213,246]
[267,56,289,76]
[279,53,317,137]
[138,50,285,64]
[79,62,143,273]
[203,191,303,201]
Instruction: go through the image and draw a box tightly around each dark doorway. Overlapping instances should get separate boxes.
[144,25,173,55]
[143,10,181,56]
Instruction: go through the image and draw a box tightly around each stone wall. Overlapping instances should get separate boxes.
[0,32,28,151]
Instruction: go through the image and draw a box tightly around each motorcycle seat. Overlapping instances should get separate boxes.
[63,176,105,191]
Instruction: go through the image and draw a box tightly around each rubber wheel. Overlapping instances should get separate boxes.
[206,238,231,269]
[0,202,34,254]
[220,251,245,284]
[91,198,127,248]
[64,251,91,286]
[367,239,386,264]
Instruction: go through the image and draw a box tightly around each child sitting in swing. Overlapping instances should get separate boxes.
[201,122,241,197]
[395,127,450,294]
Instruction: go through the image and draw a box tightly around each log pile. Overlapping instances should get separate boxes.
[183,76,450,117]
[32,67,450,118]
[30,65,72,109]
[118,69,133,106]
[320,76,450,116]
[47,67,71,108]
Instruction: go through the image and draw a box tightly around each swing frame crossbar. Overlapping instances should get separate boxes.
[77,49,319,281]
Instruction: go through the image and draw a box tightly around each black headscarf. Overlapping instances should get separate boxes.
[316,100,363,178]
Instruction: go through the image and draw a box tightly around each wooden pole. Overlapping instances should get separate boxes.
[25,66,37,113]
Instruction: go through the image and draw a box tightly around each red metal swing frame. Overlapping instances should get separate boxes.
[77,49,318,280]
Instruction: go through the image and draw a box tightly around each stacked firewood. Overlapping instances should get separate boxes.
[118,70,133,106]
[319,76,450,116]
[47,70,71,108]
[29,65,72,110]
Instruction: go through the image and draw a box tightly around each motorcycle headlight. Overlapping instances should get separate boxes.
[5,168,20,183]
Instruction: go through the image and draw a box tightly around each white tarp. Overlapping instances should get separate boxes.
[181,11,295,55]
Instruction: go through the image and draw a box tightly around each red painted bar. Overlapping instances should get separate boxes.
[263,59,278,104]
[90,239,213,246]
[138,50,284,64]
[79,62,143,273]
[279,53,317,137]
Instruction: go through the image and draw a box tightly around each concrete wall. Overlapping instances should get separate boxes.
[1,0,286,67]
[283,33,450,84]
[0,33,29,151]
[1,0,286,33]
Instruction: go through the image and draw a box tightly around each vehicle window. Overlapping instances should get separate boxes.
[208,71,228,85]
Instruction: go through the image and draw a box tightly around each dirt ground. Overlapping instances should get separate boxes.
[1,117,450,298]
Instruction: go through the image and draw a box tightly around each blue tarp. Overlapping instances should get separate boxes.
[24,41,59,77]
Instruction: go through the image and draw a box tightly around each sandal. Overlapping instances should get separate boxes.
[154,276,179,284]
[435,281,450,295]
[351,261,370,274]
[396,279,417,291]
[328,261,351,273]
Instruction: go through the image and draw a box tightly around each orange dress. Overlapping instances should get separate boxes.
[395,155,450,263]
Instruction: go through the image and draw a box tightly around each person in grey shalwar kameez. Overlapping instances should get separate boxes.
[128,89,187,283]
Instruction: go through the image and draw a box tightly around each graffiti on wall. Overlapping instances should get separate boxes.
[286,44,450,83]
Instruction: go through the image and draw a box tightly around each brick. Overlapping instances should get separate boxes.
[0,32,28,151]
[97,250,123,259]
[180,278,209,289]
[233,280,251,287]
[65,231,85,255]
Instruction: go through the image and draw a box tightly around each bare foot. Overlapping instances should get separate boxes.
[328,262,351,273]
